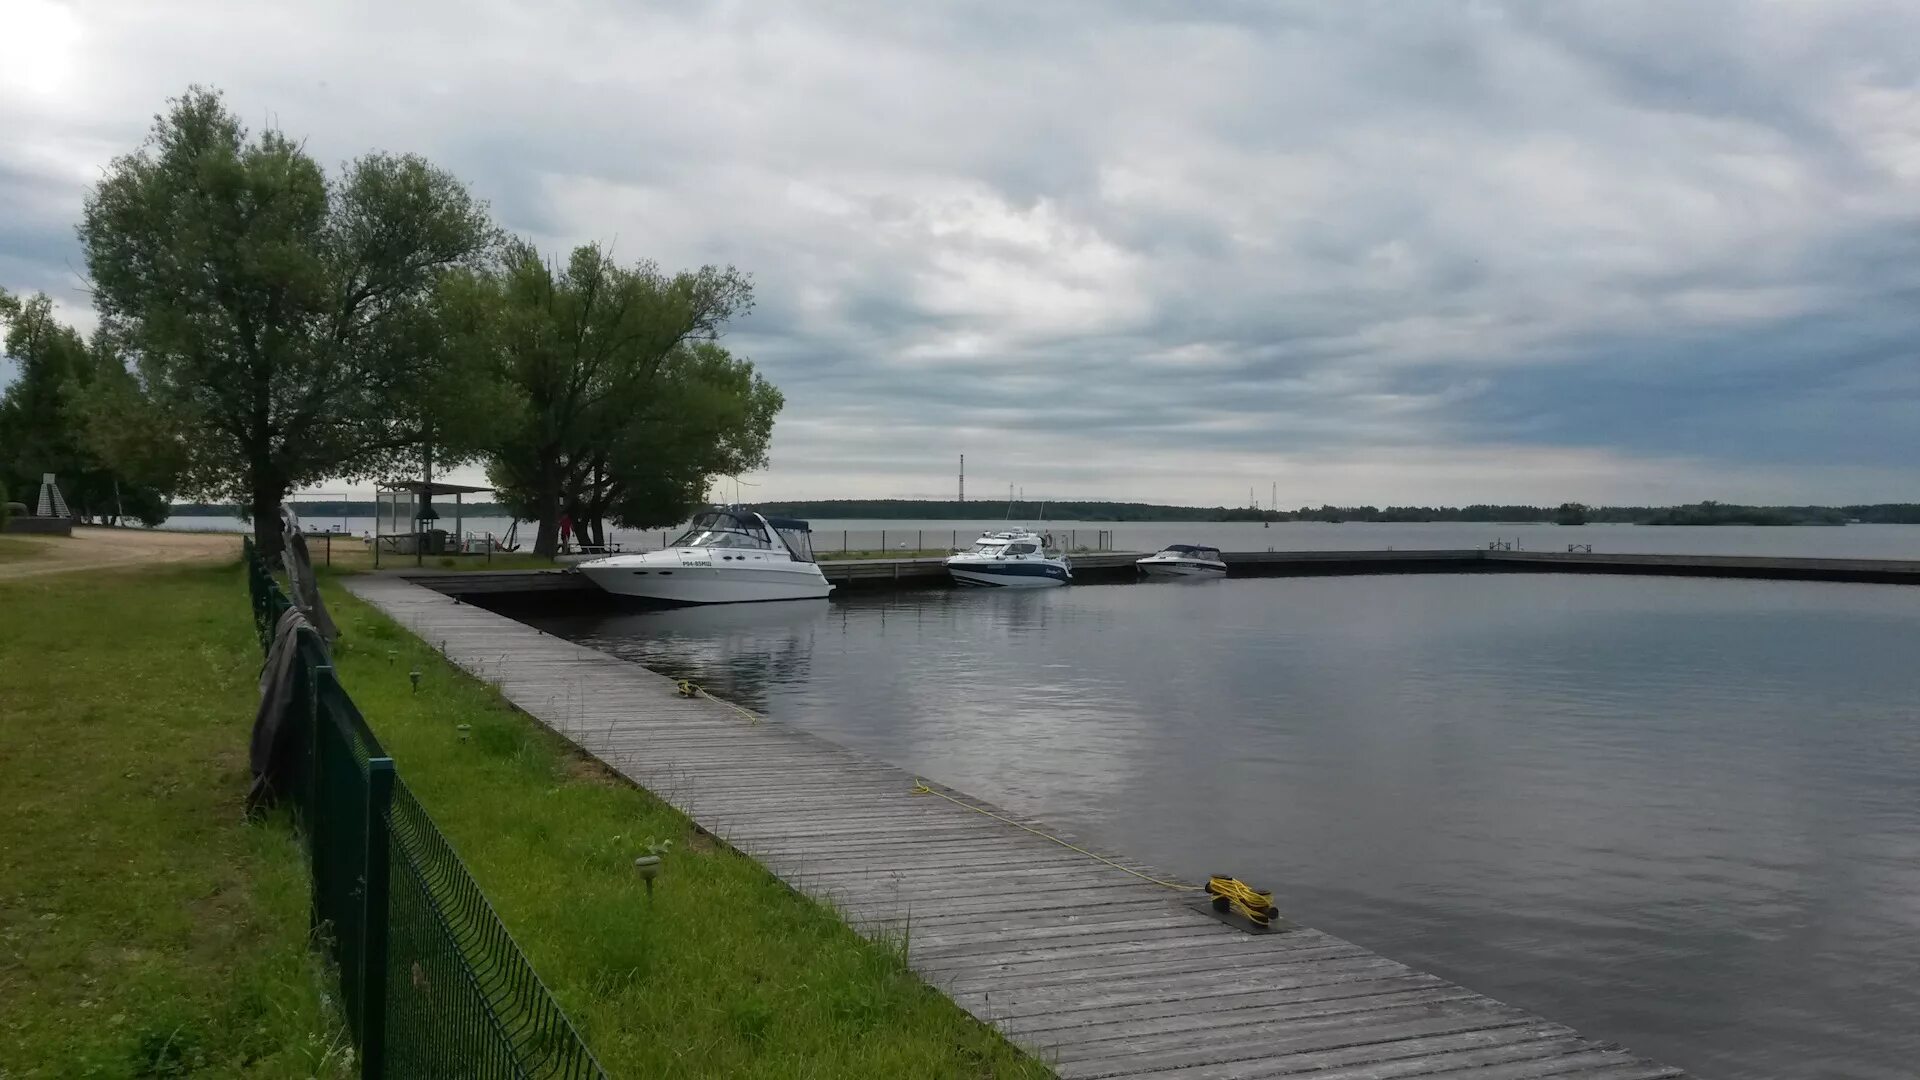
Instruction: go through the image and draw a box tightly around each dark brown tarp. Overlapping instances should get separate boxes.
[280,506,339,642]
[246,606,311,812]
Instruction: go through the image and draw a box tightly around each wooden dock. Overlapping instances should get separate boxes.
[404,547,1920,605]
[345,575,1689,1079]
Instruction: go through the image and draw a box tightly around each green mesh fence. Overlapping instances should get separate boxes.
[245,538,606,1079]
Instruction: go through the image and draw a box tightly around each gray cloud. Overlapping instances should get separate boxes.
[5,0,1920,504]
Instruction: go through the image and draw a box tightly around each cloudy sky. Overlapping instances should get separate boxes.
[6,1,1920,507]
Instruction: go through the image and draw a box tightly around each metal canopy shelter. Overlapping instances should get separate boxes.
[373,481,494,567]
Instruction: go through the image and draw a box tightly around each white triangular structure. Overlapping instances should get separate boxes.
[36,473,69,518]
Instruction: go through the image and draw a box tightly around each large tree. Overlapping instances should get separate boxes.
[79,87,496,554]
[569,341,783,547]
[0,289,173,525]
[466,242,761,555]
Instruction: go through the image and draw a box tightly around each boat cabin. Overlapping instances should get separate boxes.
[964,530,1054,557]
[672,508,819,563]
[1158,544,1223,561]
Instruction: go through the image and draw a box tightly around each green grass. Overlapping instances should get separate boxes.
[321,583,1051,1078]
[0,535,49,564]
[296,543,561,573]
[0,557,1050,1076]
[0,563,350,1078]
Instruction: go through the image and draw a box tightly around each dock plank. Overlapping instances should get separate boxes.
[343,576,1692,1079]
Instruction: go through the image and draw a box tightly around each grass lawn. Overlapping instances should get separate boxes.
[2,556,1050,1077]
[292,541,562,573]
[0,563,348,1078]
[322,581,1052,1078]
[0,535,49,564]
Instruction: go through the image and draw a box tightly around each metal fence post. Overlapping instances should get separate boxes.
[360,756,396,1079]
[881,530,887,552]
[305,661,326,929]
[917,529,923,552]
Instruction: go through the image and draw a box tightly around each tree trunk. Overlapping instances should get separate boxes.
[531,451,562,557]
[580,470,605,550]
[583,459,614,550]
[251,480,287,559]
[533,517,559,558]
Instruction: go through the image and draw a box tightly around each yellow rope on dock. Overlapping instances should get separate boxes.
[675,679,761,725]
[910,779,1202,892]
[1204,875,1278,927]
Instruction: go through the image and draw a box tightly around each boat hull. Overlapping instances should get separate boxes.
[1138,559,1227,579]
[578,561,831,604]
[946,561,1071,588]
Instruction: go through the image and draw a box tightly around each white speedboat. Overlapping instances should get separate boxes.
[1136,544,1227,578]
[577,508,832,604]
[944,529,1072,588]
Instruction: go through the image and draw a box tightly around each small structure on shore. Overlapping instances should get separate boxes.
[2,473,73,535]
[372,480,500,567]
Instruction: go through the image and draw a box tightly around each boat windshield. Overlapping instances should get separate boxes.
[774,525,816,564]
[1006,543,1038,555]
[672,510,773,550]
[968,539,1010,554]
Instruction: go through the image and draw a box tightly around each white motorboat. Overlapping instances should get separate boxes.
[1136,544,1227,578]
[577,508,832,604]
[944,529,1072,588]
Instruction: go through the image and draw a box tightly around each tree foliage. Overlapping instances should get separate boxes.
[575,342,784,544]
[79,87,496,553]
[462,242,772,554]
[0,289,172,525]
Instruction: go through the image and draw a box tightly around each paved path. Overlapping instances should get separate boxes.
[345,575,1690,1080]
[0,526,239,581]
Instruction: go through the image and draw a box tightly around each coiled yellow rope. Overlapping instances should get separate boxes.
[675,679,760,725]
[1204,875,1278,928]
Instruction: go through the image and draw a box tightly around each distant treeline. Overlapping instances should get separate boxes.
[748,499,1281,522]
[168,498,1920,526]
[170,501,509,518]
[744,499,1920,525]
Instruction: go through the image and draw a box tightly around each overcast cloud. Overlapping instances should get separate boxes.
[5,1,1920,506]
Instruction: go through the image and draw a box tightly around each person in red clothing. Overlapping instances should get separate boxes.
[558,511,573,554]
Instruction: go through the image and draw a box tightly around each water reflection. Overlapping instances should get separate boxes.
[529,575,1920,1079]
[544,598,831,705]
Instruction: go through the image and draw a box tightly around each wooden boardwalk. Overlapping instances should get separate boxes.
[345,576,1689,1080]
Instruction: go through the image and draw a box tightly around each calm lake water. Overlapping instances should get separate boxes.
[527,574,1920,1080]
[170,513,1920,560]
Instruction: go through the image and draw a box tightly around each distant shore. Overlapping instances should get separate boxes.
[169,498,1914,526]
